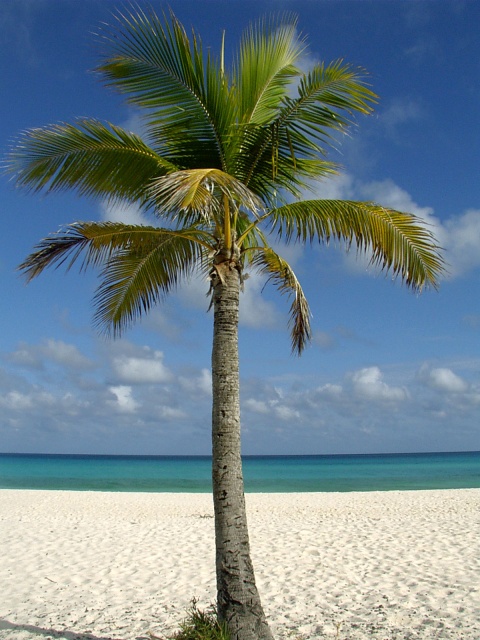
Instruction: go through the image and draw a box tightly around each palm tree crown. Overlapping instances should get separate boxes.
[6,8,443,353]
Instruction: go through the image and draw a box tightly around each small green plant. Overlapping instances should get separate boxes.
[165,599,230,640]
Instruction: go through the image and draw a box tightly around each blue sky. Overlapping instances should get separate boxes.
[1,0,479,455]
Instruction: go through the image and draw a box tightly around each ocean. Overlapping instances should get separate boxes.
[0,451,479,492]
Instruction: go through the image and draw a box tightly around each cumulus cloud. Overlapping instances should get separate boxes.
[109,385,138,413]
[359,178,443,238]
[41,339,94,369]
[419,365,469,394]
[0,389,55,411]
[351,366,408,402]
[179,368,212,396]
[112,349,173,384]
[244,394,300,422]
[306,172,355,201]
[444,209,480,277]
[7,344,43,369]
[1,334,479,453]
[175,271,211,310]
[0,390,33,411]
[158,405,187,419]
[273,404,300,421]
[244,398,269,414]
[8,339,93,371]
[315,383,343,399]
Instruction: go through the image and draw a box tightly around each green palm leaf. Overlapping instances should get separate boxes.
[280,60,377,145]
[6,119,172,204]
[252,247,311,354]
[18,221,213,334]
[234,15,303,125]
[270,199,444,290]
[93,229,210,335]
[97,8,235,171]
[149,168,264,226]
[236,61,377,201]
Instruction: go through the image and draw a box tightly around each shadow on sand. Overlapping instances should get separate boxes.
[0,618,152,640]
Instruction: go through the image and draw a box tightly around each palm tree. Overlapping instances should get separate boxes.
[5,8,443,640]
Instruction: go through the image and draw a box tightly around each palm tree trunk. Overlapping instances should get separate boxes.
[211,260,274,640]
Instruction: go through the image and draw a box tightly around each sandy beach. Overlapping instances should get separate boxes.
[0,489,478,639]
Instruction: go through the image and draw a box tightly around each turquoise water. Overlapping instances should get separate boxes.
[0,451,479,492]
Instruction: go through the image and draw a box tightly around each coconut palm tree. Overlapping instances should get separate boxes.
[5,8,443,640]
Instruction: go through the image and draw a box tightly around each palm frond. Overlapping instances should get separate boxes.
[149,168,264,227]
[5,119,171,204]
[93,229,210,335]
[97,8,234,170]
[252,247,311,354]
[19,221,138,280]
[234,61,376,200]
[281,60,377,140]
[234,15,303,125]
[270,199,445,290]
[18,220,213,335]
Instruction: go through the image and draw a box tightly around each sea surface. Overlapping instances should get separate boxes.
[0,451,479,492]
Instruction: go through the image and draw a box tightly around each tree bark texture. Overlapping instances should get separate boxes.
[211,259,274,640]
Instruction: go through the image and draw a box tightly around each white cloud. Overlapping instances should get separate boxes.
[109,385,138,413]
[179,368,212,396]
[8,339,93,371]
[0,389,55,411]
[274,405,300,421]
[100,201,146,225]
[8,344,42,369]
[245,392,300,421]
[316,383,343,398]
[420,366,469,394]
[309,172,355,200]
[143,309,186,341]
[269,237,305,267]
[239,272,278,329]
[0,390,33,410]
[351,366,408,402]
[341,178,480,279]
[112,350,173,384]
[244,398,269,414]
[379,98,424,141]
[313,331,336,350]
[176,272,212,310]
[444,209,480,276]
[158,406,187,419]
[1,337,479,454]
[41,339,93,369]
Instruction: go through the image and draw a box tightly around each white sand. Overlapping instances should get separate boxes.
[0,489,479,640]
